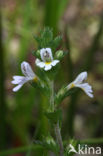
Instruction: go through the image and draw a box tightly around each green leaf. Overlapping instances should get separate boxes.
[33,27,62,52]
[33,35,41,43]
[45,109,62,124]
[52,35,62,50]
[55,87,78,106]
[30,77,50,98]
[34,135,59,153]
[41,27,53,43]
[32,50,41,59]
[33,27,53,48]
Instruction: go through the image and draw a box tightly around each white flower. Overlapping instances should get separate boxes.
[67,71,93,98]
[35,48,59,71]
[11,61,37,92]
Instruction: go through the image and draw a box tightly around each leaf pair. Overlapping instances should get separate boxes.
[33,27,62,51]
[34,135,59,154]
[45,109,62,124]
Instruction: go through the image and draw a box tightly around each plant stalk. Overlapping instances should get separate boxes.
[54,122,64,156]
[49,80,64,156]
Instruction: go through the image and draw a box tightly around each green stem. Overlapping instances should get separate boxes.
[80,138,103,145]
[54,122,64,156]
[0,8,7,149]
[0,145,43,156]
[49,80,64,155]
[63,24,75,137]
[67,93,79,137]
[81,15,103,71]
[44,0,59,35]
[64,24,73,81]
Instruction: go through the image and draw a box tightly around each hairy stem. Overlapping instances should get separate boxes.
[49,81,64,155]
[54,122,64,156]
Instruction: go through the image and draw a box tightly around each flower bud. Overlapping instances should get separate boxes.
[55,50,64,60]
[32,50,40,58]
[45,136,56,146]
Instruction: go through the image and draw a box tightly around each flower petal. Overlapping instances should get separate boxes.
[21,61,35,78]
[13,84,23,92]
[11,76,25,84]
[35,59,45,68]
[51,60,59,66]
[40,48,53,62]
[44,64,52,71]
[12,76,31,92]
[85,91,93,98]
[66,72,93,98]
[38,62,45,68]
[76,83,93,98]
[73,72,87,84]
[35,58,40,64]
[45,48,53,60]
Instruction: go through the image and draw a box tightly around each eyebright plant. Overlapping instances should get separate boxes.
[11,28,93,156]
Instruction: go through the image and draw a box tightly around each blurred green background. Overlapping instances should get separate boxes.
[0,0,103,155]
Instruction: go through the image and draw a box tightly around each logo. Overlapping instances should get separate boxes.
[68,144,77,154]
[67,144,102,155]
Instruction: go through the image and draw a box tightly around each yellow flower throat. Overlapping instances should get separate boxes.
[70,83,75,88]
[45,62,51,65]
[34,77,38,82]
